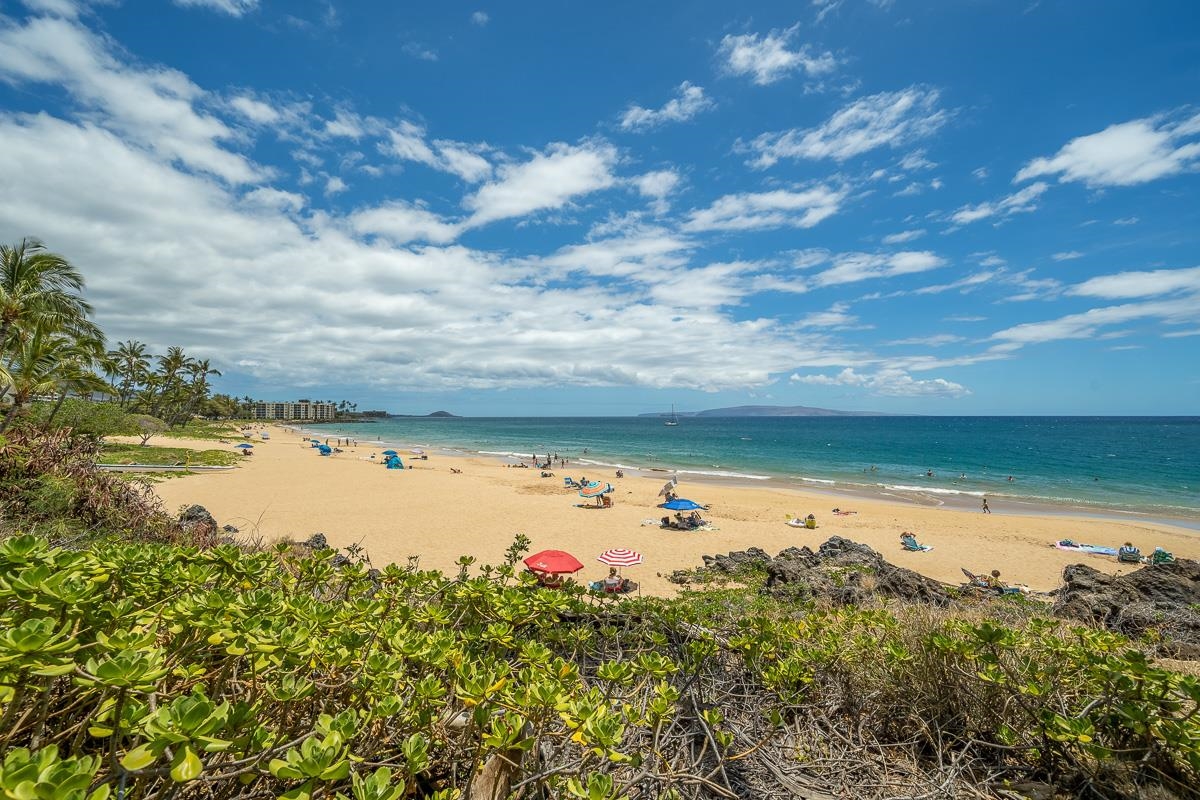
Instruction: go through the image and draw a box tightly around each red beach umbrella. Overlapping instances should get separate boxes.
[523,550,585,574]
[597,548,643,567]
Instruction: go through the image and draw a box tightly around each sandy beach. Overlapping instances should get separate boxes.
[142,427,1200,596]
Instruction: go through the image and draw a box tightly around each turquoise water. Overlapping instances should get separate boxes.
[308,417,1200,523]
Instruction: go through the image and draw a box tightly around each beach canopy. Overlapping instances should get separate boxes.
[597,548,643,567]
[381,449,398,456]
[657,477,679,497]
[524,550,584,574]
[410,448,425,454]
[661,498,703,511]
[578,480,613,498]
[234,443,254,449]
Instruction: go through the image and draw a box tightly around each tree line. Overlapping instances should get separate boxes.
[1,238,227,434]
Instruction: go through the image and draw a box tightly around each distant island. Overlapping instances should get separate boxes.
[638,404,892,418]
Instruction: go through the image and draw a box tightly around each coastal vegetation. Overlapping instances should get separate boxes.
[0,526,1198,799]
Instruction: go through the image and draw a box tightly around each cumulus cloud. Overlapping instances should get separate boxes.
[990,296,1200,347]
[813,250,946,287]
[1015,112,1200,187]
[470,11,489,25]
[463,141,619,227]
[633,169,681,214]
[620,82,714,131]
[0,111,861,393]
[882,229,924,244]
[0,14,265,184]
[682,186,845,232]
[744,87,947,167]
[950,181,1049,226]
[790,367,969,397]
[349,201,463,244]
[718,25,838,85]
[1067,266,1200,299]
[174,0,259,16]
[377,120,492,182]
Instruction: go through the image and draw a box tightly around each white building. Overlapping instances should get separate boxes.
[250,400,337,421]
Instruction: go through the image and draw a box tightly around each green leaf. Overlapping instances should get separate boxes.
[169,746,202,782]
[119,744,157,771]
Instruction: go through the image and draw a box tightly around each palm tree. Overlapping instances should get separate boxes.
[105,339,151,408]
[0,324,77,432]
[0,238,96,355]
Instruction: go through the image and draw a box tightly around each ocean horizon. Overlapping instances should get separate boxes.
[300,415,1200,528]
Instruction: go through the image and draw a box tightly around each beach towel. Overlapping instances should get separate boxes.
[903,544,934,552]
[1054,541,1118,557]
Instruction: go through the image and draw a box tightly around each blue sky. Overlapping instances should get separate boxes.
[0,0,1198,416]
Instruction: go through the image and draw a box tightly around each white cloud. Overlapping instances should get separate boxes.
[1067,266,1200,299]
[173,0,259,17]
[791,367,969,397]
[633,169,681,214]
[991,296,1200,347]
[0,112,856,393]
[1114,216,1139,226]
[1015,112,1200,187]
[950,181,1048,225]
[890,334,964,347]
[945,314,986,322]
[794,302,859,329]
[229,94,280,124]
[1163,329,1200,338]
[744,87,947,167]
[972,166,989,180]
[401,42,438,61]
[899,149,935,171]
[718,25,838,86]
[349,202,463,244]
[1051,251,1084,261]
[463,140,619,227]
[682,185,845,232]
[813,250,946,287]
[882,229,924,244]
[0,14,264,184]
[620,82,714,131]
[471,11,489,25]
[380,121,492,182]
[324,176,347,196]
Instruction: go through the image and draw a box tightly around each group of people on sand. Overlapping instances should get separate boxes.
[662,511,705,530]
[531,567,636,595]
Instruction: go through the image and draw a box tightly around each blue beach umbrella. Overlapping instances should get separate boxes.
[381,449,399,456]
[661,498,703,511]
[235,443,254,449]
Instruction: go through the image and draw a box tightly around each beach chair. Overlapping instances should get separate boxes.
[900,534,923,551]
[563,477,581,488]
[804,516,817,529]
[1151,547,1175,565]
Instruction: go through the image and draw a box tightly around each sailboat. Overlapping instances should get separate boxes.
[664,404,679,427]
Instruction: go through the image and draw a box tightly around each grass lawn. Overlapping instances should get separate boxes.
[99,442,241,467]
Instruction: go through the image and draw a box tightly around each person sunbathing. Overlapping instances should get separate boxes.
[602,567,623,592]
[1117,542,1143,563]
[900,532,921,550]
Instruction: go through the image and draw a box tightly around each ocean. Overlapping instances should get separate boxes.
[304,416,1200,525]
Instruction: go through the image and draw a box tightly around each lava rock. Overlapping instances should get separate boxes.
[178,504,217,536]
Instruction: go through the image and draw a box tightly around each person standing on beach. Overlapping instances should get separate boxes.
[982,498,991,514]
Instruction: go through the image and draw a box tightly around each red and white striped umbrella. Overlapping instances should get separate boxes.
[597,548,644,567]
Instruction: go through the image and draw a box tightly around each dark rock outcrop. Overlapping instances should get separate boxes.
[673,536,953,607]
[1054,560,1200,657]
[178,504,218,537]
[300,532,330,551]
